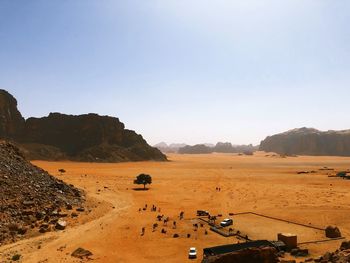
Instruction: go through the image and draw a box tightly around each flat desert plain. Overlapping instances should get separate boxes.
[1,153,350,263]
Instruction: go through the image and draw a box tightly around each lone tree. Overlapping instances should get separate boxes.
[134,173,152,189]
[58,169,66,175]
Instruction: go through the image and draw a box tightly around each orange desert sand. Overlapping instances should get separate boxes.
[1,153,350,263]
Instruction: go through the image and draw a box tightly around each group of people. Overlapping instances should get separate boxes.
[140,206,210,238]
[138,203,161,213]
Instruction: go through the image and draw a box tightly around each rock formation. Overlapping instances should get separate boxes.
[306,240,350,262]
[0,90,25,139]
[260,128,350,156]
[178,144,212,154]
[213,142,257,153]
[0,141,83,245]
[0,89,167,162]
[201,247,279,263]
[178,142,257,154]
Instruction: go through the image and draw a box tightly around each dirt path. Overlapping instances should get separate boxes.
[0,185,132,263]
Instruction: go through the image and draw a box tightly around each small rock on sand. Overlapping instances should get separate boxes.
[71,247,93,259]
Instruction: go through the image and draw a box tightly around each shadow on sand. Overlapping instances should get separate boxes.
[132,188,150,191]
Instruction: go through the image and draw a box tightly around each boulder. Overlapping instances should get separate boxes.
[55,220,67,230]
[340,241,350,251]
[71,247,93,259]
[325,226,341,238]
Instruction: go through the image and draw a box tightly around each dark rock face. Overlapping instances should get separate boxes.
[0,141,83,245]
[0,90,166,162]
[260,128,350,156]
[0,90,25,139]
[202,247,279,263]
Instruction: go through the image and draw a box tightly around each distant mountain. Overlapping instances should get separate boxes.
[0,89,167,162]
[154,142,187,153]
[259,127,350,156]
[169,143,187,148]
[214,142,257,153]
[178,142,257,154]
[178,144,212,154]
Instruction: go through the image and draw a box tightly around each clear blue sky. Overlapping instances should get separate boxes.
[1,1,349,145]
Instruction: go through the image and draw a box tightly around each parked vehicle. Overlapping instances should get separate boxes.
[197,210,209,216]
[220,218,233,227]
[188,247,197,259]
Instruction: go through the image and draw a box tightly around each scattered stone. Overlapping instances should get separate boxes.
[71,247,93,259]
[55,220,67,230]
[290,248,308,257]
[17,226,27,235]
[12,254,21,261]
[202,247,278,263]
[76,207,85,212]
[71,212,78,218]
[0,141,83,245]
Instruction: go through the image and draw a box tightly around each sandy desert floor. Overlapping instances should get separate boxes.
[1,152,350,263]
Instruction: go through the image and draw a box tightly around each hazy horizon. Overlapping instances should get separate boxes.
[1,1,349,145]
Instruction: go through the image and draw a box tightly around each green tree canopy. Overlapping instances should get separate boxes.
[134,173,152,189]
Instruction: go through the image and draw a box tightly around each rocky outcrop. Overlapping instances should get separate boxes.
[21,113,166,162]
[260,128,350,156]
[213,142,257,153]
[0,89,167,162]
[0,90,24,139]
[202,247,278,263]
[178,142,257,154]
[304,240,350,262]
[178,144,212,154]
[0,141,83,245]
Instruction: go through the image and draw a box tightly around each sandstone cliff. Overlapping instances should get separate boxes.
[0,90,167,162]
[260,127,350,156]
[0,90,25,139]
